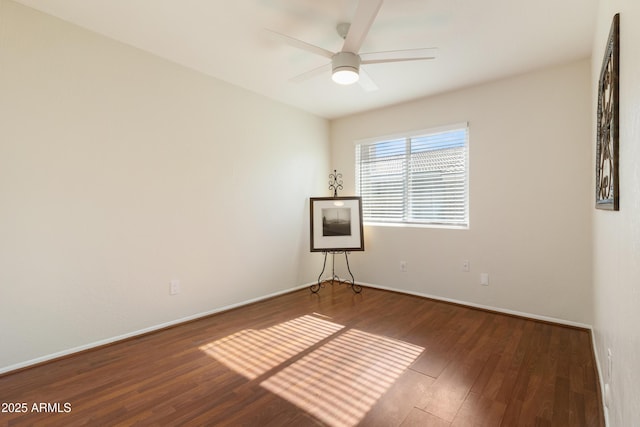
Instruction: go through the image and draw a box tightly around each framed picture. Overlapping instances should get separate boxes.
[310,197,364,252]
[596,13,620,210]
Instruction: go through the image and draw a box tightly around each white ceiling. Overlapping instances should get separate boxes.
[14,0,598,119]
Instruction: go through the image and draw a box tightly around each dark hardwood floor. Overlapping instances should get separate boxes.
[0,284,604,426]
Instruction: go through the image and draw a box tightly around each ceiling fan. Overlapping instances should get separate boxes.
[266,0,437,91]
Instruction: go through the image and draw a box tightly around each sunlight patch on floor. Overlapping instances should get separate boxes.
[260,329,424,427]
[199,314,344,379]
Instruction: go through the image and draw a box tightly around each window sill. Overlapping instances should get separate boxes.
[363,221,469,230]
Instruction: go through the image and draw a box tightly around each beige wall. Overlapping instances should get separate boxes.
[592,1,640,425]
[0,0,329,372]
[331,60,593,326]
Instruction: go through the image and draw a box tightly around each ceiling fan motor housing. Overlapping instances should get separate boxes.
[332,52,361,84]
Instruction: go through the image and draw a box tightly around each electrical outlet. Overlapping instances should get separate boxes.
[170,279,181,295]
[400,261,407,272]
[462,259,470,272]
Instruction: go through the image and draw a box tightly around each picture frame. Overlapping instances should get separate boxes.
[595,13,620,210]
[310,196,364,252]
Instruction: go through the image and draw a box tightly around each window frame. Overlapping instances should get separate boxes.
[355,122,469,229]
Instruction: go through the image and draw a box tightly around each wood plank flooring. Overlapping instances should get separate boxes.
[0,284,604,426]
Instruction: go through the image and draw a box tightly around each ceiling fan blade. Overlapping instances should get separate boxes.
[360,48,438,64]
[290,63,332,83]
[342,0,383,53]
[357,67,379,92]
[264,29,334,59]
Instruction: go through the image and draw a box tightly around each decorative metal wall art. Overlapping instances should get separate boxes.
[596,13,620,210]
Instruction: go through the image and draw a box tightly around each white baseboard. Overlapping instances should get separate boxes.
[356,281,592,329]
[589,328,609,426]
[0,282,313,375]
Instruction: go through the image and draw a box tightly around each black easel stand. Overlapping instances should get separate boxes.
[310,250,362,294]
[310,169,362,294]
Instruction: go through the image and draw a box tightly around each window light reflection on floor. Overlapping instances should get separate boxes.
[199,315,424,426]
[199,314,344,379]
[260,329,424,427]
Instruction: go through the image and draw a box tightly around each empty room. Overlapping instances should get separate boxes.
[1,0,639,426]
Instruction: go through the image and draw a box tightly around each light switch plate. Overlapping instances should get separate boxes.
[480,273,489,286]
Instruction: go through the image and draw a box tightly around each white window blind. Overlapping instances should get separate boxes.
[355,125,468,227]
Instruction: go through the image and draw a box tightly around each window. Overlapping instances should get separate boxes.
[355,123,468,227]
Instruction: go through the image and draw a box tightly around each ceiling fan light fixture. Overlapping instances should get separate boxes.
[331,52,361,85]
[332,67,359,85]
